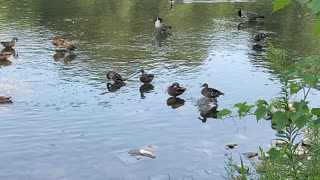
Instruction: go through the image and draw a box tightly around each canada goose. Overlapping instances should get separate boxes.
[238,10,264,22]
[155,18,172,33]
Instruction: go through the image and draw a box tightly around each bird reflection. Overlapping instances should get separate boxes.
[64,54,77,64]
[1,48,17,57]
[166,97,185,109]
[53,50,77,63]
[107,82,126,92]
[0,59,12,66]
[197,97,219,123]
[237,21,264,31]
[155,33,171,47]
[198,106,219,123]
[139,83,154,99]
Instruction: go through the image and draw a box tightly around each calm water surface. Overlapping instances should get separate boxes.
[1,0,320,179]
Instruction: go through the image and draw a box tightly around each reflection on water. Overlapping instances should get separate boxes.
[166,97,185,109]
[107,82,126,92]
[139,83,154,99]
[0,59,12,66]
[1,47,18,58]
[155,33,172,47]
[0,0,320,179]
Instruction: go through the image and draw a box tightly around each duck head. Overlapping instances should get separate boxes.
[140,69,145,74]
[171,82,180,88]
[201,83,209,88]
[12,37,18,42]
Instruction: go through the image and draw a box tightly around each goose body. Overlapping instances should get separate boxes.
[140,69,154,83]
[238,10,264,22]
[155,18,172,33]
[167,82,186,97]
[0,38,18,48]
[106,71,124,83]
[201,83,224,99]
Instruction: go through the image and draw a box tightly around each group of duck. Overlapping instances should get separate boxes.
[0,9,266,106]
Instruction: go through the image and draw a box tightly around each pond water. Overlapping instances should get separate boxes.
[1,0,320,179]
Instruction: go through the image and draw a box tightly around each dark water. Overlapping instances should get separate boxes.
[1,0,320,179]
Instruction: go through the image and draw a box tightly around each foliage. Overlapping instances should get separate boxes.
[272,0,320,35]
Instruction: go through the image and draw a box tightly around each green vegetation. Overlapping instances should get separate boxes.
[222,0,320,179]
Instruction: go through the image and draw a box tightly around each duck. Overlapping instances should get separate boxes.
[238,10,264,22]
[0,96,12,104]
[0,51,12,60]
[253,32,267,42]
[53,38,76,51]
[201,83,224,100]
[154,18,172,33]
[140,69,154,83]
[167,82,186,97]
[106,71,124,83]
[0,38,18,48]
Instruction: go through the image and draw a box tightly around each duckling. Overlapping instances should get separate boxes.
[155,18,172,33]
[0,96,12,104]
[140,69,154,83]
[167,82,186,97]
[106,71,124,83]
[201,83,224,100]
[238,10,264,22]
[0,51,12,60]
[0,38,18,48]
[253,32,267,42]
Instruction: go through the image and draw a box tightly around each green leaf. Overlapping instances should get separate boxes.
[311,108,320,116]
[268,147,283,163]
[273,0,292,12]
[298,0,310,5]
[310,0,320,14]
[217,109,232,119]
[234,102,255,117]
[289,82,302,94]
[296,116,307,129]
[255,106,268,121]
[314,20,320,36]
[272,111,289,130]
[256,99,268,106]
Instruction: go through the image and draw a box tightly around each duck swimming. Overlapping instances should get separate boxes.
[201,83,224,100]
[253,32,267,42]
[155,18,172,33]
[238,10,264,22]
[53,38,76,51]
[140,69,154,83]
[106,71,124,83]
[0,38,18,48]
[167,82,186,97]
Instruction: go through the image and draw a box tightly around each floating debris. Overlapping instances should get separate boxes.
[226,144,238,149]
[243,152,258,158]
[128,149,156,159]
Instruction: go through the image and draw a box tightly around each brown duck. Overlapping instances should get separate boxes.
[53,38,76,51]
[140,69,154,83]
[0,38,18,48]
[0,96,12,104]
[167,82,186,97]
[106,71,124,83]
[201,83,224,100]
[0,51,12,60]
